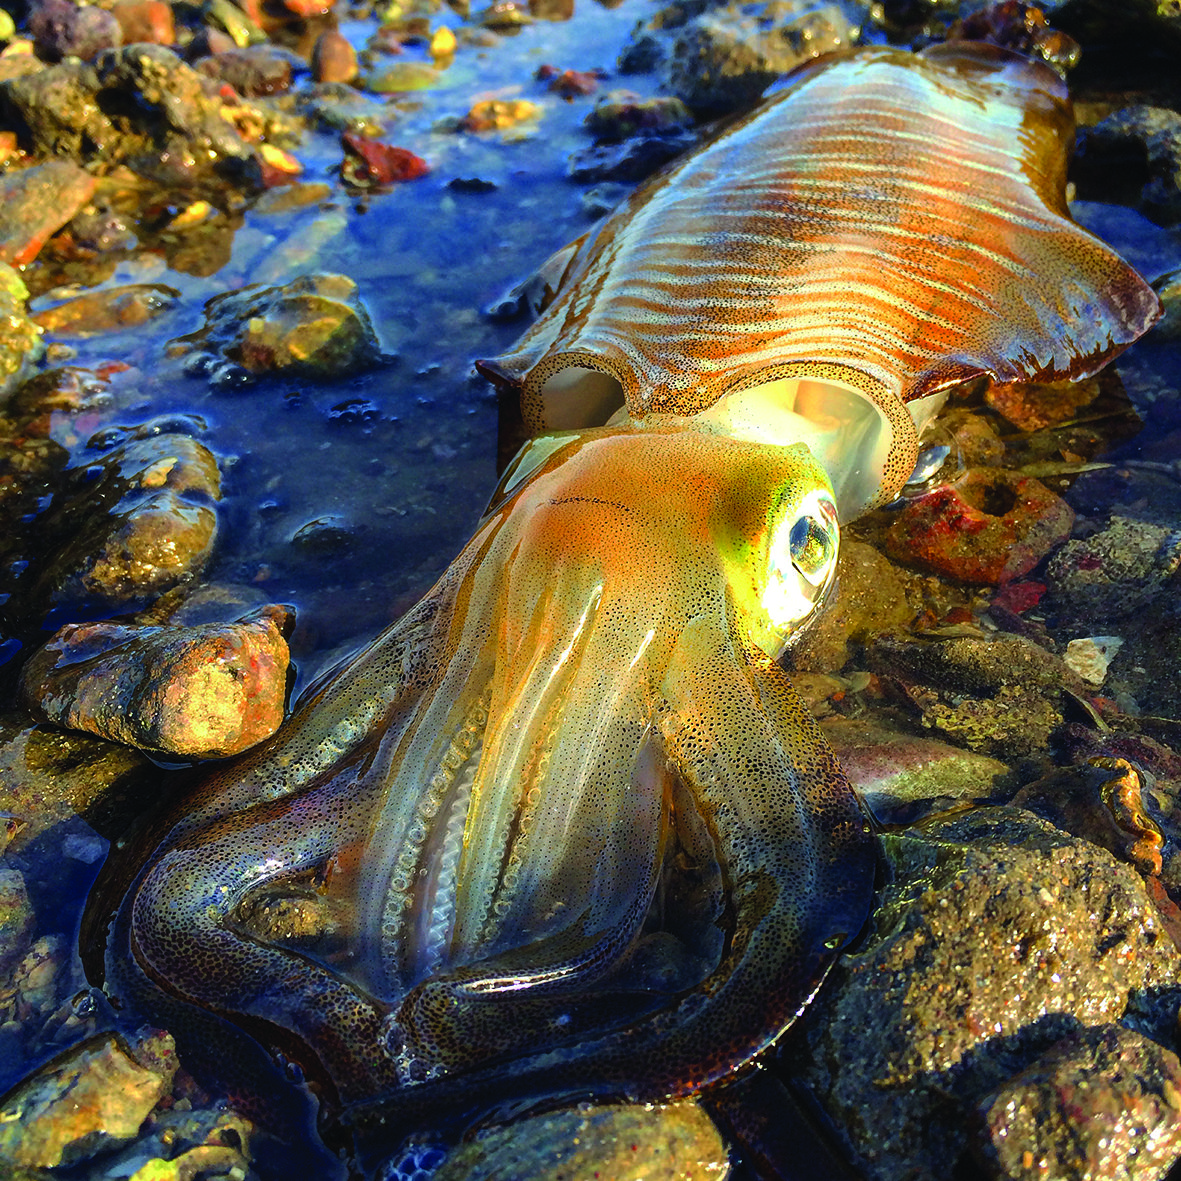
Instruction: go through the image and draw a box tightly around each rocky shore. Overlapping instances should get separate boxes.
[0,0,1180,1178]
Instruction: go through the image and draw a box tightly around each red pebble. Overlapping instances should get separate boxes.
[886,468,1074,586]
[341,132,429,185]
[990,580,1046,614]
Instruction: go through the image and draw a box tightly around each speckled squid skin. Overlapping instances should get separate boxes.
[104,41,1165,1143]
[119,421,871,1120]
[480,43,1159,507]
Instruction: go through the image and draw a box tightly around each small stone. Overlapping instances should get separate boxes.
[170,273,383,381]
[31,283,179,338]
[886,469,1075,585]
[110,0,175,45]
[0,160,98,267]
[28,0,122,62]
[0,1030,176,1168]
[0,261,41,394]
[432,1100,729,1181]
[341,131,429,185]
[1064,635,1124,686]
[20,604,292,758]
[311,29,357,84]
[460,97,538,132]
[195,45,294,97]
[974,1026,1181,1181]
[1076,106,1181,227]
[820,717,1008,826]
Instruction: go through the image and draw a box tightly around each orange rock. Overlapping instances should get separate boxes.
[111,0,175,45]
[19,605,293,758]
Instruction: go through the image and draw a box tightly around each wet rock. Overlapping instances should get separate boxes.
[584,91,693,139]
[805,807,1181,1181]
[111,0,176,45]
[973,1025,1181,1181]
[946,1,1080,72]
[93,1105,255,1181]
[20,604,292,758]
[1045,516,1181,625]
[18,433,221,616]
[459,96,538,132]
[195,44,295,96]
[431,1100,729,1180]
[311,28,357,83]
[0,159,98,267]
[341,130,430,186]
[0,1029,176,1168]
[0,44,261,186]
[537,63,602,97]
[664,1,852,113]
[28,0,122,63]
[297,81,388,135]
[789,539,914,674]
[171,273,383,381]
[31,283,179,338]
[0,713,151,849]
[868,633,1087,759]
[1076,106,1181,227]
[821,717,1009,825]
[567,129,698,183]
[66,200,138,252]
[886,469,1075,585]
[0,867,34,977]
[0,263,41,394]
[985,376,1102,432]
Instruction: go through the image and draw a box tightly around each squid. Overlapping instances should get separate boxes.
[103,41,1159,1143]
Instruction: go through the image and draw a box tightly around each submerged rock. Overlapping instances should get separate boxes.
[973,1025,1181,1181]
[20,604,292,758]
[805,807,1181,1181]
[170,272,383,381]
[0,713,151,849]
[1045,516,1181,625]
[0,1029,176,1169]
[15,432,221,618]
[1076,106,1181,227]
[431,1100,730,1181]
[886,469,1075,585]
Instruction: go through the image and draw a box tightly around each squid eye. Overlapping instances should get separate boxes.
[758,489,840,657]
[790,513,836,587]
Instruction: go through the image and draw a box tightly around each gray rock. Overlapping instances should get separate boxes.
[28,0,122,63]
[974,1025,1181,1181]
[665,2,854,113]
[805,807,1181,1181]
[1045,516,1181,625]
[1077,107,1181,227]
